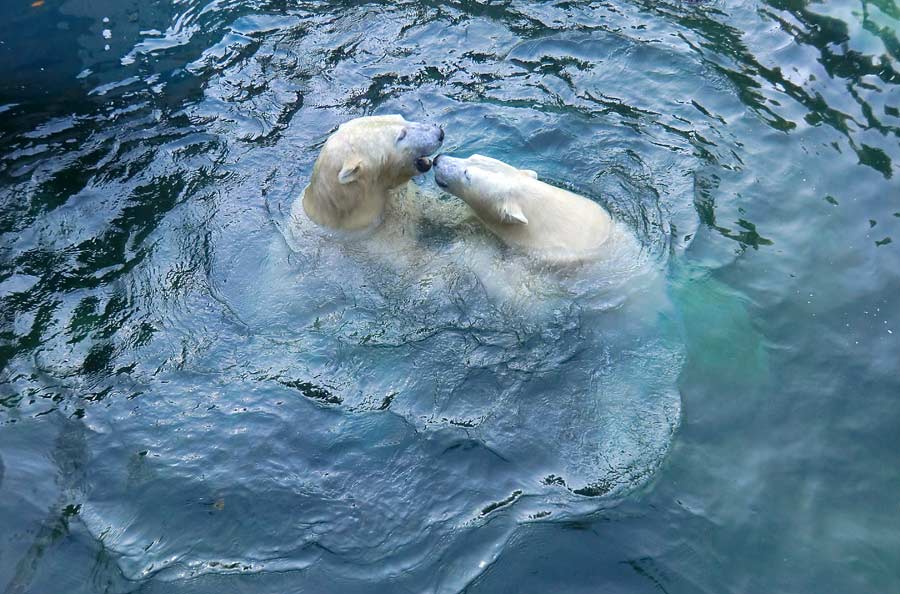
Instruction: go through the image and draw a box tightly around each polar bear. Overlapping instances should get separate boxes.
[301,115,444,231]
[432,153,615,262]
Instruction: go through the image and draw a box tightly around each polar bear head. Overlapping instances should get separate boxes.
[432,153,538,226]
[302,115,444,231]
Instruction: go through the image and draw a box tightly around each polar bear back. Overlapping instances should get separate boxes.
[432,153,616,263]
[485,176,613,259]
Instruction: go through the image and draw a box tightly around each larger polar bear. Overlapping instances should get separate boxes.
[300,115,444,231]
[433,154,617,263]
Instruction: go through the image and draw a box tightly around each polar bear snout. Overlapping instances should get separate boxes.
[415,157,433,173]
[432,154,466,190]
[398,122,445,162]
[432,154,444,182]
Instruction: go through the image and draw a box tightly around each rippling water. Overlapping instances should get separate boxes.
[1,1,899,592]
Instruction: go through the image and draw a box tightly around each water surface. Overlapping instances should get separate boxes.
[1,0,899,592]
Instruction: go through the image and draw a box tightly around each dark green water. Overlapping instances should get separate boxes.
[1,0,899,592]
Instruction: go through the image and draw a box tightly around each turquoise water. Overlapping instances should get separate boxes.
[1,0,899,592]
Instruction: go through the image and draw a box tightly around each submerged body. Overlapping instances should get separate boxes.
[433,154,614,262]
[301,115,444,231]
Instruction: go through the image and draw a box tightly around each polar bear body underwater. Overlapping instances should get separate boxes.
[301,115,444,231]
[433,154,617,263]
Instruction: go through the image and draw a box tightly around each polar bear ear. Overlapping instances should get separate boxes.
[499,201,528,225]
[519,169,538,179]
[338,159,363,184]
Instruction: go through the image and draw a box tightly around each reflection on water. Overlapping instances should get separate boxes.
[1,0,899,592]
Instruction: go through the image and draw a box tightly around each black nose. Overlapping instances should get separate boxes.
[438,128,444,142]
[415,157,432,173]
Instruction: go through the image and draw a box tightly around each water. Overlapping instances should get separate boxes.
[1,0,898,592]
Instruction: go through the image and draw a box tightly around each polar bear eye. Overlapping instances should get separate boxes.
[396,128,407,143]
[464,169,471,182]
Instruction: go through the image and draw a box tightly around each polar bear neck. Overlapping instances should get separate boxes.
[302,180,391,232]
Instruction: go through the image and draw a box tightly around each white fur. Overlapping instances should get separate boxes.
[433,154,615,263]
[300,115,443,231]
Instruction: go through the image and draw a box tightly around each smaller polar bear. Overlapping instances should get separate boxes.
[300,114,444,231]
[433,153,616,263]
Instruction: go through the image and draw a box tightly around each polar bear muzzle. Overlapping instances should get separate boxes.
[394,122,443,176]
[415,157,433,173]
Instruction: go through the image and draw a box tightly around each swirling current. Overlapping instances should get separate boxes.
[1,1,899,593]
